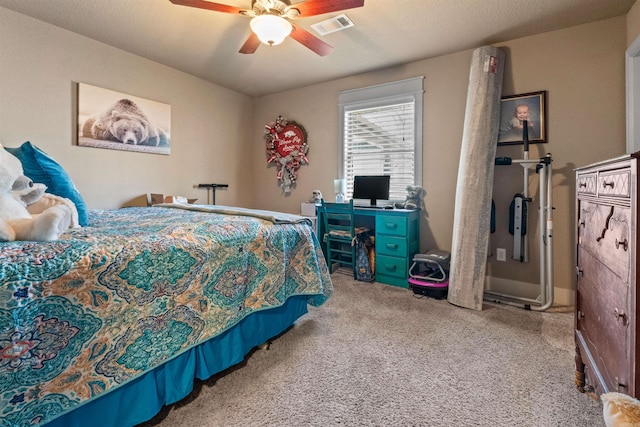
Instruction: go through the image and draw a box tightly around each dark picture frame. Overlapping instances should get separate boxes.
[497,91,547,145]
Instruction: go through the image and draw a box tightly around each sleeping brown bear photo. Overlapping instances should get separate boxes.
[82,98,169,147]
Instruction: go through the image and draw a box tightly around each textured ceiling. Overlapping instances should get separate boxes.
[0,0,635,96]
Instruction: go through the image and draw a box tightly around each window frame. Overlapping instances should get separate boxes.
[338,77,424,201]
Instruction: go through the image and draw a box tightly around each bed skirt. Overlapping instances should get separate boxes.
[44,296,309,427]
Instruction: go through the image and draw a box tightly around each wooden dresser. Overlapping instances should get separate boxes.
[575,153,639,398]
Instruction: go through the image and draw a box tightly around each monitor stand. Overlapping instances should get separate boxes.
[356,198,378,208]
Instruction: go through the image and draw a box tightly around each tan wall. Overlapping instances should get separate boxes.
[628,0,640,45]
[0,5,630,306]
[490,18,626,291]
[0,7,254,210]
[252,17,628,304]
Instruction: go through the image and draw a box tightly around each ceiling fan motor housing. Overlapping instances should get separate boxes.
[169,0,366,56]
[251,0,300,19]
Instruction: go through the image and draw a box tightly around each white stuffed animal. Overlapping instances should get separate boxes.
[11,176,80,229]
[0,144,74,241]
[24,190,80,229]
[309,190,323,204]
[12,176,46,205]
[394,185,425,210]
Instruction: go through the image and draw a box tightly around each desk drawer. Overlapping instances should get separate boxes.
[376,215,407,237]
[377,235,408,257]
[376,254,407,278]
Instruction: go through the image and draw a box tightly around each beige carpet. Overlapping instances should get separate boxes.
[138,273,604,427]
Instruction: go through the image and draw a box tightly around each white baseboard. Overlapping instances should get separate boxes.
[484,276,574,307]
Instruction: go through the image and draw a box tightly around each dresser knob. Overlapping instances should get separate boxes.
[615,237,628,251]
[579,219,585,227]
[614,308,628,325]
[602,180,615,189]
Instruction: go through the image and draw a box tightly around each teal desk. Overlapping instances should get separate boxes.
[317,207,420,288]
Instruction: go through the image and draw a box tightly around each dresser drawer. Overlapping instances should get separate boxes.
[377,235,408,257]
[577,173,597,195]
[578,200,631,283]
[577,248,630,393]
[599,169,631,198]
[376,215,407,237]
[376,254,407,278]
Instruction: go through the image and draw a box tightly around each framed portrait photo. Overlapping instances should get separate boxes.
[497,91,547,145]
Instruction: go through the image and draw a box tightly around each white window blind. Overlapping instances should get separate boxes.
[339,77,423,201]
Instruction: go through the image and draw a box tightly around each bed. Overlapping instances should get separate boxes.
[0,203,332,427]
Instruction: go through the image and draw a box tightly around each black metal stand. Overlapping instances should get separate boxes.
[197,184,228,205]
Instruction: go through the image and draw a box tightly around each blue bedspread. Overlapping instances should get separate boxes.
[0,206,332,427]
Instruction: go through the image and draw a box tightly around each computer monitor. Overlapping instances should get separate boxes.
[352,175,390,207]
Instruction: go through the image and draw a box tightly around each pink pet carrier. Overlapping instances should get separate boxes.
[408,249,450,299]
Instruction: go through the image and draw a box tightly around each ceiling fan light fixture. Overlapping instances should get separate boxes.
[250,15,292,46]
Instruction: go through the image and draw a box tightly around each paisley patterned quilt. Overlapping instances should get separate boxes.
[0,206,332,427]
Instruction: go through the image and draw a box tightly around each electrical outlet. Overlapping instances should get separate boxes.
[496,248,507,262]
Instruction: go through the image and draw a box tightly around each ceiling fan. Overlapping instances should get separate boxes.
[169,0,365,56]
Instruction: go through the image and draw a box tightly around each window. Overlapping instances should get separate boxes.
[339,77,423,201]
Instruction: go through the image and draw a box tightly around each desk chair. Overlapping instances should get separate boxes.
[319,199,369,278]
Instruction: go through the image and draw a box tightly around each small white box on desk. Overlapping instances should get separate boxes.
[300,203,317,217]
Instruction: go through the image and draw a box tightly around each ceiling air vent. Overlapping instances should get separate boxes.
[311,14,354,36]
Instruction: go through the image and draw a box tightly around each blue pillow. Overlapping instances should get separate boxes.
[5,141,89,226]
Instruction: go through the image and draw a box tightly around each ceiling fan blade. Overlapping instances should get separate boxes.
[292,0,364,17]
[169,0,246,14]
[239,32,261,54]
[290,23,333,56]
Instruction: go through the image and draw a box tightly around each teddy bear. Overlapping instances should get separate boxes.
[82,98,169,147]
[10,164,79,229]
[22,186,80,229]
[0,144,75,242]
[309,190,323,204]
[394,184,425,210]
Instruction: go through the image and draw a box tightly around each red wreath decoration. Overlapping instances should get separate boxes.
[264,115,309,194]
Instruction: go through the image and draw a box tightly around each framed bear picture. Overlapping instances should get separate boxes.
[77,83,171,155]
